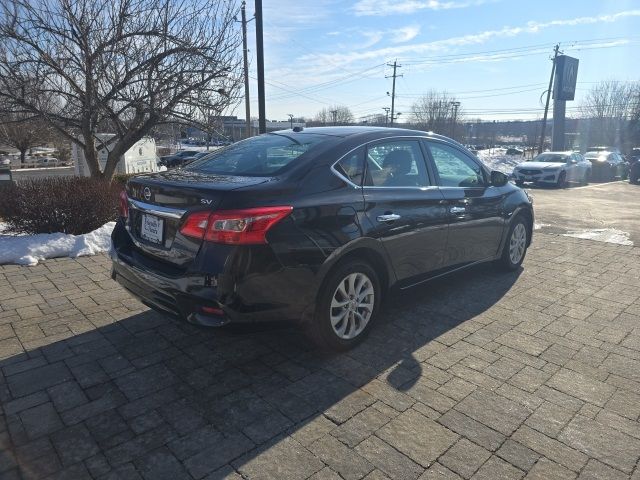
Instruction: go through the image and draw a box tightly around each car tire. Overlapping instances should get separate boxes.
[515,180,524,187]
[495,215,529,271]
[556,171,567,188]
[307,259,381,351]
[582,170,590,186]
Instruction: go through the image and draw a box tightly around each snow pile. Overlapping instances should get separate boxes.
[562,228,633,246]
[476,148,525,174]
[0,222,115,266]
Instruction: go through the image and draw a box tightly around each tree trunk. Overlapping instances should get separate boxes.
[82,134,102,178]
[19,148,27,164]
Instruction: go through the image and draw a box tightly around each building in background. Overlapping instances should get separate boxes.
[74,135,158,176]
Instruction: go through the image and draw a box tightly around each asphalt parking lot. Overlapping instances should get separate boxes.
[2,182,640,479]
[526,180,640,244]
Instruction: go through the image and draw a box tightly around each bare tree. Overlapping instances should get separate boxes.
[0,113,51,163]
[314,106,354,125]
[0,0,242,180]
[579,81,638,151]
[410,90,463,139]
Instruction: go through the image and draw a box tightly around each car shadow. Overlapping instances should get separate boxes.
[1,262,521,479]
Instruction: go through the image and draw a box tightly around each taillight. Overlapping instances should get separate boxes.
[179,206,292,245]
[179,211,210,240]
[119,190,129,218]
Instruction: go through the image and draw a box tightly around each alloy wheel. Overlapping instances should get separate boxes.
[330,272,375,340]
[509,223,527,265]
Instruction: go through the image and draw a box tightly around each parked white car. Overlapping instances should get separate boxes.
[512,151,592,187]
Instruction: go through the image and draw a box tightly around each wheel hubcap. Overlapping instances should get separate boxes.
[330,272,374,340]
[509,223,527,265]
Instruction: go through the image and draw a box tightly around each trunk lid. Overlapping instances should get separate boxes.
[125,170,271,267]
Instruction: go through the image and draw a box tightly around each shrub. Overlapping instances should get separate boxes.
[0,177,122,235]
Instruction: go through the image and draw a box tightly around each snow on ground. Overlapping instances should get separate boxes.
[0,222,115,266]
[562,228,633,246]
[476,148,525,174]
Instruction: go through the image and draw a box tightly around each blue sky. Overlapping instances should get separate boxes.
[234,0,640,122]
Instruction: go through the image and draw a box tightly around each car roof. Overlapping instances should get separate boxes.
[271,125,449,140]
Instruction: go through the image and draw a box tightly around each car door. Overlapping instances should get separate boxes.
[574,153,587,179]
[566,153,579,182]
[424,139,506,267]
[362,138,449,285]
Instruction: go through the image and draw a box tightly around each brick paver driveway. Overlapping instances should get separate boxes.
[2,234,640,479]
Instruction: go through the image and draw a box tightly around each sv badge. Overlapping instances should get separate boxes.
[200,199,213,205]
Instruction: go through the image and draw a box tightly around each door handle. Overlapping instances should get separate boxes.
[377,213,401,223]
[450,206,466,214]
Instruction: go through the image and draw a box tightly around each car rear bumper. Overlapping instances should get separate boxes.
[110,221,314,326]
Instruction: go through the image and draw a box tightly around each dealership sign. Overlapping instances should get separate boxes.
[554,55,579,101]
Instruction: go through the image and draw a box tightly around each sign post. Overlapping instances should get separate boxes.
[552,55,579,151]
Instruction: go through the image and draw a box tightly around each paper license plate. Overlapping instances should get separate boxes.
[141,214,164,244]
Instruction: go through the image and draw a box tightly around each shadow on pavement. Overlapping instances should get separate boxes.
[0,262,520,479]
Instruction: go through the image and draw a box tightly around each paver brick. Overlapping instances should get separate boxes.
[455,389,531,436]
[376,408,458,467]
[439,438,491,479]
[355,436,424,480]
[558,415,640,473]
[546,369,615,407]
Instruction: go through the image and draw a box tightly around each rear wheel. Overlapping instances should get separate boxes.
[307,260,380,351]
[495,215,529,271]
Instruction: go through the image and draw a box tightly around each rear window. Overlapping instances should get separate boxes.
[185,133,326,176]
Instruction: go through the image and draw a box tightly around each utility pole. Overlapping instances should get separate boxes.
[450,101,461,139]
[539,43,560,154]
[386,60,402,127]
[330,109,338,126]
[382,107,390,126]
[254,0,266,134]
[240,1,253,138]
[288,114,294,129]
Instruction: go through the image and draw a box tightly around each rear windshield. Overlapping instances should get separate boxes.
[531,153,568,163]
[185,133,326,176]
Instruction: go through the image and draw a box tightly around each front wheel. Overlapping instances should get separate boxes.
[307,260,381,351]
[495,216,529,271]
[556,171,567,188]
[582,170,590,186]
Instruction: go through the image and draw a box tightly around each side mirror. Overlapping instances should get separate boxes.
[490,170,508,187]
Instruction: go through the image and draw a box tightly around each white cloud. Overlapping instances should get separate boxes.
[391,25,421,43]
[353,0,491,16]
[301,10,640,67]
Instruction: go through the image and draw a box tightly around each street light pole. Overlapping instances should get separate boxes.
[255,0,266,134]
[288,114,294,129]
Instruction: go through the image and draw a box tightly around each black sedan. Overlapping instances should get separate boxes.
[584,151,629,182]
[159,150,200,168]
[111,127,534,350]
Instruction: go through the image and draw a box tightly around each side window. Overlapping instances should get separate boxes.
[365,140,429,187]
[427,142,485,188]
[335,149,364,186]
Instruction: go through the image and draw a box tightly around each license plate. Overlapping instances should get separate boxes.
[141,214,164,244]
